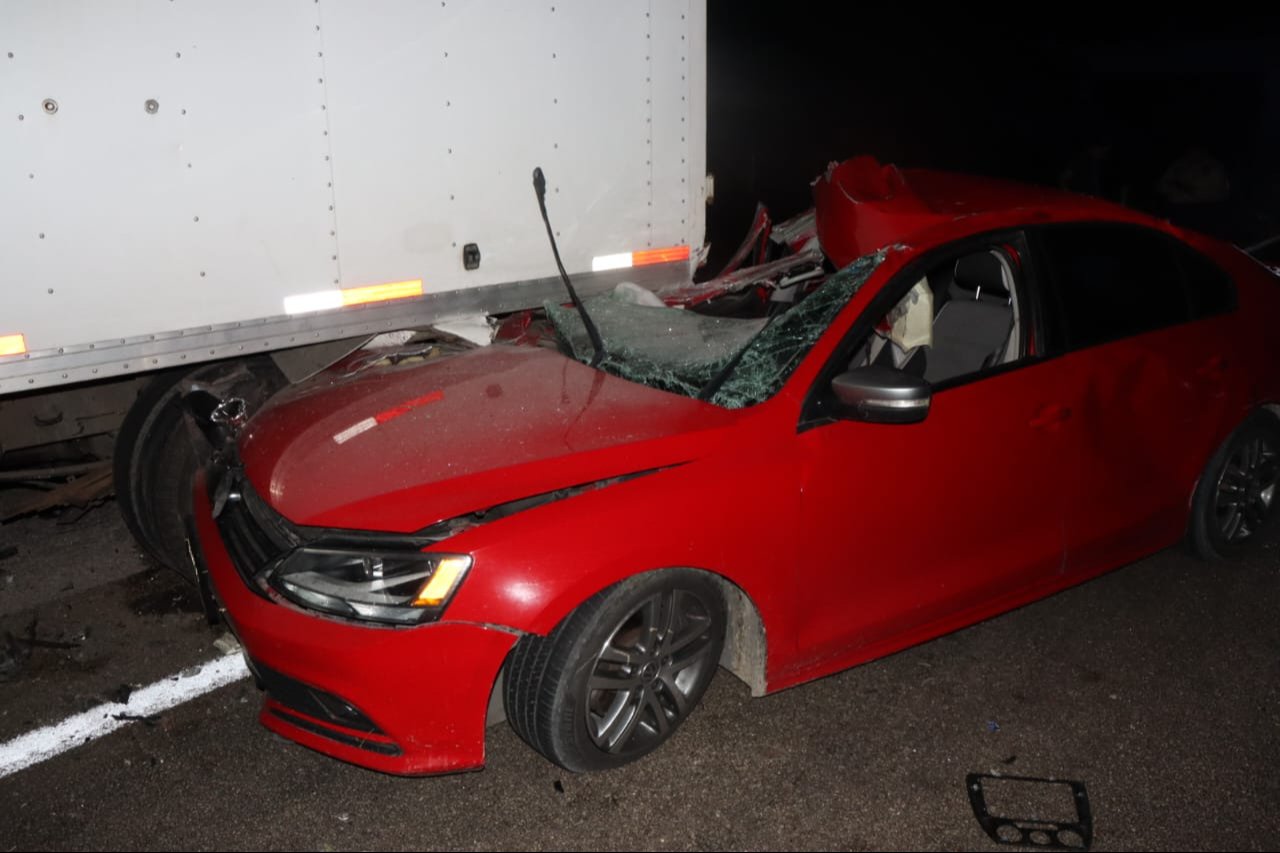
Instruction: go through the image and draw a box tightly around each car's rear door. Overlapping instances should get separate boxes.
[1031,223,1241,573]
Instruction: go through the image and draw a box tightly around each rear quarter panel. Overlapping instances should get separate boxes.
[1206,240,1280,413]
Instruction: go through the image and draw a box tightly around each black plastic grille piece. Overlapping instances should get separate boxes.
[268,708,401,756]
[254,659,385,735]
[215,474,302,588]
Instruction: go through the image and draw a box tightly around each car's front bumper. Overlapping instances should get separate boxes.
[192,470,517,775]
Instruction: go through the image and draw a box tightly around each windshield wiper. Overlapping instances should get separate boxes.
[532,167,607,367]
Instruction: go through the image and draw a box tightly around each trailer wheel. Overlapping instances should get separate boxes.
[114,358,284,580]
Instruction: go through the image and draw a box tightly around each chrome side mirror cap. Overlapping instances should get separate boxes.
[830,365,931,424]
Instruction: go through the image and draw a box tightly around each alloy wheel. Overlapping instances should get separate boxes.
[584,587,718,756]
[1214,434,1279,543]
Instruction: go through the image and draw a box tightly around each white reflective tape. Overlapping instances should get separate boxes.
[284,290,344,315]
[590,252,632,272]
[332,416,378,445]
[0,654,249,779]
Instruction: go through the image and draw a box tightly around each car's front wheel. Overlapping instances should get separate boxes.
[1190,410,1280,559]
[504,569,725,772]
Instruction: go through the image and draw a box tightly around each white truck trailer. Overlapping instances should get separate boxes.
[1,0,708,569]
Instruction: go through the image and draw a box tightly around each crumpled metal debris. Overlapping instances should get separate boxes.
[658,248,826,307]
[716,202,773,277]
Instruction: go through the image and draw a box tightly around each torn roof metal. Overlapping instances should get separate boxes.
[814,155,1143,268]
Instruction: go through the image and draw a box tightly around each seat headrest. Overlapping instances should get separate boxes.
[953,252,1009,299]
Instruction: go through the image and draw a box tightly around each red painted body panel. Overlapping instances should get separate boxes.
[793,354,1085,665]
[195,158,1280,774]
[241,345,742,531]
[194,474,516,775]
[813,156,1150,268]
[1061,314,1247,573]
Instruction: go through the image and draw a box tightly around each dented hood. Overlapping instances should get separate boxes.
[239,345,739,531]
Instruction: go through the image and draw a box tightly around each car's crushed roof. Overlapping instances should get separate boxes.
[814,156,1137,267]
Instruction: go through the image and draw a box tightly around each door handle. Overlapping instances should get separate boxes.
[1029,403,1072,429]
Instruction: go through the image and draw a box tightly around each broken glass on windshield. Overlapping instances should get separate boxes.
[546,250,885,408]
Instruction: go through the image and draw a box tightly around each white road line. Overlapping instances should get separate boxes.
[0,653,249,779]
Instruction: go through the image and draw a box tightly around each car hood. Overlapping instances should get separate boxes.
[239,344,741,531]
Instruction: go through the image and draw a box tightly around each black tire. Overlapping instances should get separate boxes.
[1189,410,1280,560]
[114,369,195,576]
[114,358,283,579]
[504,570,725,772]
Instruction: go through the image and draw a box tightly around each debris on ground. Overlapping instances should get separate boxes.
[0,462,114,522]
[0,631,30,681]
[0,616,86,682]
[966,773,1092,850]
[105,684,135,705]
[212,632,241,656]
[110,712,162,727]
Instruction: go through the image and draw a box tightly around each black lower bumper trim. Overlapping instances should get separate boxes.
[251,659,384,735]
[269,708,402,757]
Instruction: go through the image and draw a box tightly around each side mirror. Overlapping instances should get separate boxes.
[830,365,931,424]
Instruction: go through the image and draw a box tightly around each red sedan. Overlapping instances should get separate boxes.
[192,157,1280,775]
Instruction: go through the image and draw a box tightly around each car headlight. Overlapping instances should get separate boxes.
[261,547,472,625]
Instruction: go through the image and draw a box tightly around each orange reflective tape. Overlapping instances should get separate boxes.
[340,279,423,307]
[632,245,691,266]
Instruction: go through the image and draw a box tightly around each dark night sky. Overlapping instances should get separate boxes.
[703,5,1280,266]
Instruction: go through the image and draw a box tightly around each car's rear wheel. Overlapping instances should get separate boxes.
[504,570,725,772]
[1190,411,1280,559]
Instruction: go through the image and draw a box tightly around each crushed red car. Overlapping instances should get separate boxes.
[192,156,1280,775]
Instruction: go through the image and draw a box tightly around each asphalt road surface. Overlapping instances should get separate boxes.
[1,502,1277,851]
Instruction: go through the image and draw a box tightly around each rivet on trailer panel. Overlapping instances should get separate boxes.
[145,99,160,114]
[42,99,57,115]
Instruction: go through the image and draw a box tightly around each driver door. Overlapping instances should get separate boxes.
[791,236,1083,666]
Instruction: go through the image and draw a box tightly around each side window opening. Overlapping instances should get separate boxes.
[1038,224,1192,350]
[849,246,1026,387]
[1176,243,1235,319]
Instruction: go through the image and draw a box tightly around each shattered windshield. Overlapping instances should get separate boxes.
[546,250,884,409]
